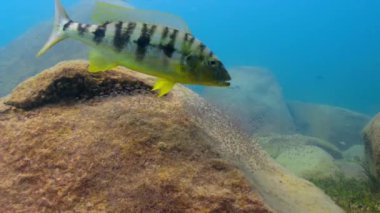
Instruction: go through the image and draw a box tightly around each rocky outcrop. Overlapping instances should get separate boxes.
[343,145,364,162]
[257,134,368,180]
[288,101,370,150]
[203,66,295,135]
[0,61,270,212]
[257,134,342,159]
[257,134,341,180]
[276,145,340,180]
[363,113,380,178]
[0,61,343,213]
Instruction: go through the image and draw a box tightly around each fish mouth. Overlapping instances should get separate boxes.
[200,80,230,87]
[214,80,230,87]
[221,81,230,86]
[219,69,231,86]
[220,67,231,82]
[216,70,231,87]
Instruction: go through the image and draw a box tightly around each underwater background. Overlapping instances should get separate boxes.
[1,0,380,212]
[1,0,379,115]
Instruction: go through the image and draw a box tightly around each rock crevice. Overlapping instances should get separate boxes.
[4,62,154,110]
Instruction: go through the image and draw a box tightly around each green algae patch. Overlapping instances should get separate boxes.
[311,174,380,213]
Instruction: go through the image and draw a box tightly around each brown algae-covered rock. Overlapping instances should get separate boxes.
[0,61,343,212]
[0,61,271,212]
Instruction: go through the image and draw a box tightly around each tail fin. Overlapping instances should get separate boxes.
[37,0,71,57]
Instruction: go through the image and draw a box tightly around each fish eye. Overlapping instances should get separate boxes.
[208,60,217,67]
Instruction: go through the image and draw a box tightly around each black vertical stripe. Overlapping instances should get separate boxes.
[182,33,194,54]
[188,36,195,48]
[170,29,179,43]
[184,33,190,42]
[63,20,73,31]
[113,21,124,51]
[124,22,136,45]
[78,24,89,36]
[160,29,178,58]
[161,27,170,41]
[114,22,139,52]
[180,51,188,71]
[135,23,151,61]
[93,22,109,44]
[199,43,206,55]
[180,33,191,69]
[149,25,157,37]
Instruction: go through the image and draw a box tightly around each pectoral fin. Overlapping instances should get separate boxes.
[88,50,118,73]
[152,79,175,97]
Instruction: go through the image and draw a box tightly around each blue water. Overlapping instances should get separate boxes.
[0,0,379,115]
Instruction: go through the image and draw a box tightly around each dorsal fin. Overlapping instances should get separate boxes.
[92,2,191,33]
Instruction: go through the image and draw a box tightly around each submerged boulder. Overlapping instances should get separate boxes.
[363,113,380,178]
[275,145,340,180]
[202,66,295,135]
[335,160,366,180]
[257,133,342,159]
[343,145,365,162]
[288,101,370,150]
[0,61,269,212]
[257,134,368,180]
[0,61,343,212]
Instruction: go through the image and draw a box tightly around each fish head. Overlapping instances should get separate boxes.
[184,55,231,86]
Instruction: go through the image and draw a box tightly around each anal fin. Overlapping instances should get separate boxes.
[88,49,118,73]
[152,79,175,97]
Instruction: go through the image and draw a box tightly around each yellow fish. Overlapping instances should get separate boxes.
[38,0,231,96]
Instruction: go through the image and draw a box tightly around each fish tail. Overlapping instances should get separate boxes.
[37,0,71,57]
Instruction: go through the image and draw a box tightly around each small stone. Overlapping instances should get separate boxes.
[157,142,169,151]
